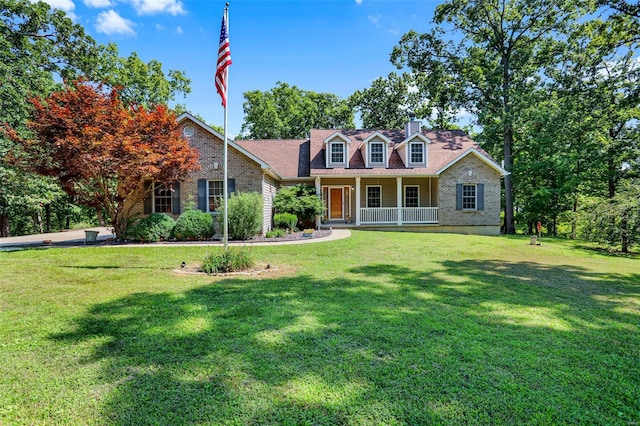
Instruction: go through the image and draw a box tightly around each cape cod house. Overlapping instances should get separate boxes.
[140,112,508,236]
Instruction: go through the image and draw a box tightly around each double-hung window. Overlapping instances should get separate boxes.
[410,142,424,164]
[369,142,384,165]
[404,186,419,208]
[367,186,382,208]
[462,184,477,210]
[208,180,224,212]
[330,142,345,164]
[153,183,172,213]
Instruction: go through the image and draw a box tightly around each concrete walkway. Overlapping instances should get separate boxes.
[0,227,351,249]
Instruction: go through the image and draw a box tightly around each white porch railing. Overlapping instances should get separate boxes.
[359,207,438,225]
[360,207,397,224]
[402,207,438,224]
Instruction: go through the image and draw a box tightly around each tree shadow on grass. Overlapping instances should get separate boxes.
[51,261,639,425]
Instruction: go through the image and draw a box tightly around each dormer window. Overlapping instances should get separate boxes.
[330,142,345,164]
[396,133,429,167]
[324,132,351,168]
[370,142,384,164]
[362,132,392,168]
[410,142,424,164]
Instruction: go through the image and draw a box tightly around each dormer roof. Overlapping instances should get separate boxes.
[396,132,432,149]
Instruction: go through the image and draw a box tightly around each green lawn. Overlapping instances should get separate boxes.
[1,231,638,425]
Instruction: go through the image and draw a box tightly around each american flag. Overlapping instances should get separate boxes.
[215,13,232,107]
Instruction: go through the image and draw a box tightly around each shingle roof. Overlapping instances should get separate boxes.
[309,128,495,176]
[235,139,310,179]
[235,128,504,179]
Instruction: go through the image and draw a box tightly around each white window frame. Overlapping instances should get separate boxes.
[366,185,382,208]
[329,142,346,166]
[404,185,420,208]
[369,142,385,165]
[152,182,172,214]
[207,180,224,213]
[462,184,477,211]
[409,142,425,165]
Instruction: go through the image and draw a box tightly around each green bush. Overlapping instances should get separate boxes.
[126,213,175,243]
[173,209,213,241]
[219,192,263,241]
[274,213,298,231]
[273,184,323,226]
[266,228,286,238]
[200,247,254,273]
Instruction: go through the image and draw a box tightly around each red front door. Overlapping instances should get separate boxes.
[329,188,343,219]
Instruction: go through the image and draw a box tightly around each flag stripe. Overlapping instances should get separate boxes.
[215,14,231,107]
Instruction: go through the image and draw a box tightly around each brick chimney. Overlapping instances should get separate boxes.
[405,114,421,138]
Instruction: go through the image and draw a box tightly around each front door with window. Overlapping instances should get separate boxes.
[329,187,343,219]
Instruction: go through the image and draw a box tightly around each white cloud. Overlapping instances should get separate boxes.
[84,0,112,7]
[355,0,363,4]
[130,0,185,15]
[32,0,75,12]
[155,23,166,31]
[368,14,380,27]
[175,26,183,35]
[95,10,136,36]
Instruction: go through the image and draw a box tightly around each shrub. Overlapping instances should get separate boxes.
[274,213,298,231]
[173,209,213,240]
[200,247,254,273]
[126,213,175,243]
[266,228,286,238]
[273,184,323,226]
[219,192,263,240]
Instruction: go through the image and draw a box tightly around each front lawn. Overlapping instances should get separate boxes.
[0,232,638,425]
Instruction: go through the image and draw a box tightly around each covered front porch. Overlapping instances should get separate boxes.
[316,176,438,226]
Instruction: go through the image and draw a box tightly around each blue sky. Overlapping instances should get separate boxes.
[38,0,441,136]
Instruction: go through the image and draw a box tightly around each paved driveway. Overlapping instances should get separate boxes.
[0,227,350,249]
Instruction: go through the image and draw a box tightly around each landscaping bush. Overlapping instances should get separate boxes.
[173,209,213,240]
[200,247,254,273]
[274,213,298,231]
[266,228,286,238]
[126,213,175,242]
[219,192,263,240]
[273,184,323,227]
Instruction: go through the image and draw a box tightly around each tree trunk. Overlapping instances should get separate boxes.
[621,209,629,253]
[0,214,9,237]
[45,204,51,233]
[502,53,516,235]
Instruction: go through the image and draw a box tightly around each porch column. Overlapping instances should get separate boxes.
[355,177,361,226]
[396,177,402,225]
[315,177,321,229]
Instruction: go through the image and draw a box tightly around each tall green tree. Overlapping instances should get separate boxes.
[0,0,99,236]
[0,0,192,236]
[92,43,191,108]
[240,82,354,139]
[392,0,588,234]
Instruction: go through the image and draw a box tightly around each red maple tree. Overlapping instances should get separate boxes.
[6,79,200,239]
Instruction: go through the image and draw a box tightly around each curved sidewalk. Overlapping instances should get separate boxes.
[0,227,351,249]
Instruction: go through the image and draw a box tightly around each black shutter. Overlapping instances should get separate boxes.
[197,179,207,211]
[455,183,462,210]
[143,181,152,214]
[477,183,484,210]
[171,182,181,215]
[228,178,236,195]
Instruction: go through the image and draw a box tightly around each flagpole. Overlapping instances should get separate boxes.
[222,2,229,251]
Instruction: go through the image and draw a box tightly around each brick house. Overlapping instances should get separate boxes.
[142,112,508,236]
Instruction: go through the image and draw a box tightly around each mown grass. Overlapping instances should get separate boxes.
[0,231,638,425]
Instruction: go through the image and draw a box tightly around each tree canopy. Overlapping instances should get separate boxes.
[0,0,192,236]
[5,80,200,239]
[240,82,354,139]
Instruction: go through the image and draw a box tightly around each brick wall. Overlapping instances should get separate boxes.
[438,154,502,227]
[180,119,264,211]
